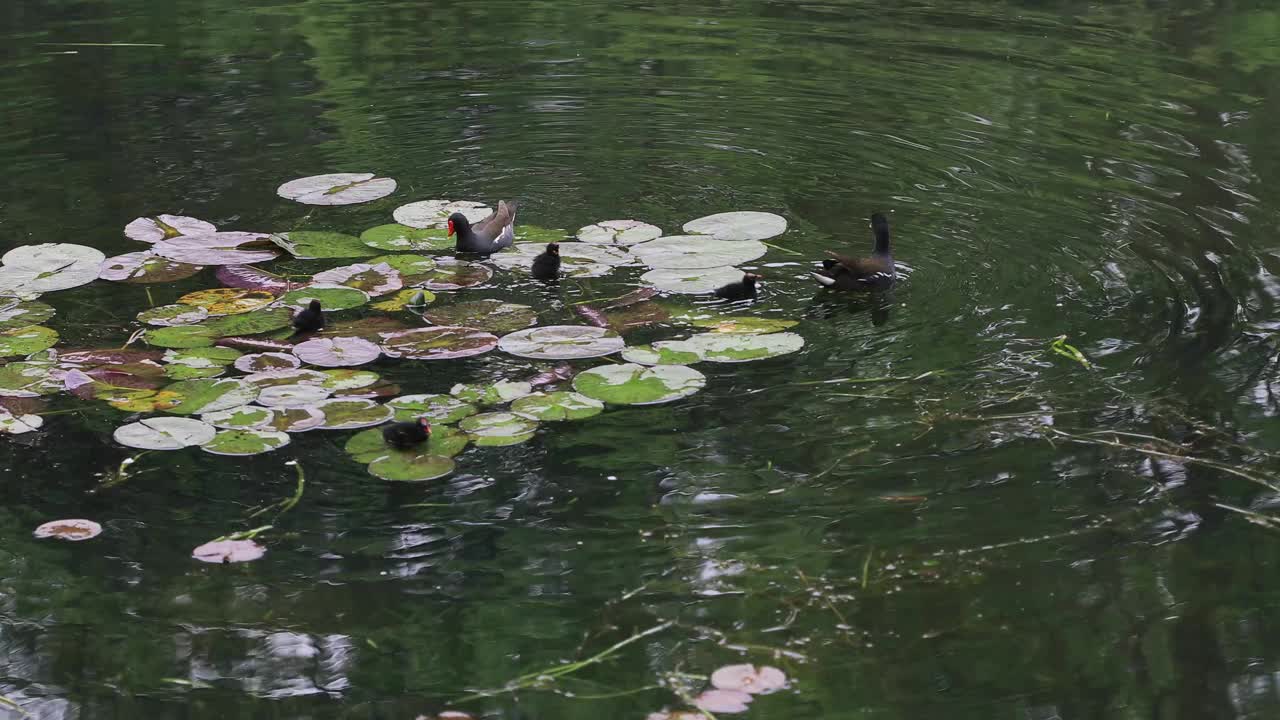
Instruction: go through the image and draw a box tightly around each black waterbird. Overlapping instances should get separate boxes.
[382,417,432,449]
[448,201,517,255]
[291,299,325,333]
[811,212,896,290]
[714,272,761,301]
[531,242,562,280]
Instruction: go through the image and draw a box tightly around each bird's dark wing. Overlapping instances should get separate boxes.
[472,200,517,237]
[824,250,887,275]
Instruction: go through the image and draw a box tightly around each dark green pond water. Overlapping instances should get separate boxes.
[5,0,1280,718]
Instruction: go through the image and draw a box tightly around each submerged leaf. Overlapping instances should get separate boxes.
[138,304,210,327]
[684,315,798,334]
[414,258,493,290]
[0,300,55,331]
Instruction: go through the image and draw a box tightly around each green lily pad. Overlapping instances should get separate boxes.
[0,301,55,331]
[138,304,209,327]
[497,325,623,360]
[422,300,537,334]
[163,364,224,380]
[387,394,478,424]
[368,254,438,281]
[312,262,403,296]
[0,362,62,397]
[370,288,438,311]
[415,258,493,290]
[164,378,259,415]
[233,352,300,373]
[630,236,767,269]
[683,315,799,334]
[510,391,603,421]
[277,172,397,206]
[641,266,744,294]
[163,346,242,368]
[271,231,379,259]
[257,383,332,407]
[572,363,706,405]
[145,325,216,349]
[515,226,571,243]
[393,199,491,229]
[178,288,276,315]
[201,428,291,456]
[684,331,805,362]
[683,211,788,241]
[201,405,275,429]
[243,368,328,388]
[202,307,295,337]
[368,451,456,482]
[113,417,217,450]
[278,285,370,311]
[620,340,705,366]
[319,369,381,391]
[379,327,498,360]
[576,219,662,246]
[267,406,325,432]
[0,325,58,357]
[361,224,452,252]
[449,380,533,406]
[459,412,539,446]
[315,398,393,429]
[345,425,469,463]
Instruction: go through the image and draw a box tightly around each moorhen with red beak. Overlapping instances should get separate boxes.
[382,417,432,449]
[448,201,517,255]
[714,272,761,301]
[531,242,561,280]
[812,212,897,290]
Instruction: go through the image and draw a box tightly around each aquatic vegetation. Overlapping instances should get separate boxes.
[276,172,397,205]
[32,519,103,541]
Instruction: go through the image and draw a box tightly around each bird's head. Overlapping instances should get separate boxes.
[546,242,560,255]
[446,213,470,238]
[743,272,762,283]
[417,417,433,434]
[307,299,322,312]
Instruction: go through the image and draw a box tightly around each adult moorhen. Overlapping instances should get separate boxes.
[449,201,517,255]
[714,272,761,301]
[383,417,432,449]
[531,242,561,280]
[291,300,325,333]
[811,212,896,290]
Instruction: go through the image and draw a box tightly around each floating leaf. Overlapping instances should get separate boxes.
[178,288,276,316]
[216,336,296,353]
[620,341,705,365]
[201,428,291,456]
[244,368,328,388]
[489,251,614,278]
[459,412,538,446]
[152,232,280,265]
[450,380,533,406]
[573,363,706,405]
[694,689,753,714]
[293,336,381,367]
[203,307,296,337]
[684,331,804,362]
[319,369,381,391]
[138,304,209,326]
[319,316,410,341]
[414,258,492,290]
[334,380,400,399]
[497,241,631,266]
[314,398,393,429]
[370,288,438,311]
[630,236,767,269]
[379,327,498,360]
[423,300,537,334]
[162,346,240,376]
[577,219,662,246]
[113,417,217,450]
[0,362,61,397]
[683,315,798,334]
[368,450,456,482]
[271,231,379,259]
[215,265,292,293]
[201,405,275,429]
[368,254,438,283]
[278,285,370,311]
[145,325,216,349]
[192,538,266,563]
[277,172,397,206]
[257,384,332,408]
[345,425,469,463]
[388,394,478,424]
[99,251,203,283]
[360,224,451,252]
[393,199,491,229]
[710,664,787,694]
[683,211,788,241]
[234,352,300,373]
[268,406,326,432]
[34,519,102,541]
[164,378,259,415]
[125,214,216,243]
[511,391,603,421]
[498,325,623,360]
[642,266,744,294]
[60,348,164,365]
[0,300,55,331]
[97,387,185,413]
[0,409,44,434]
[0,325,59,356]
[0,243,105,295]
[605,302,670,333]
[312,262,403,296]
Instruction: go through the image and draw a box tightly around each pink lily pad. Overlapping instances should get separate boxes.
[379,327,498,360]
[192,539,266,563]
[34,518,103,541]
[152,232,280,265]
[215,265,292,293]
[99,251,204,283]
[293,337,381,367]
[124,214,216,243]
[694,689,753,714]
[710,664,787,694]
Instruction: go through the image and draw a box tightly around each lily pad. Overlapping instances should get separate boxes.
[503,241,632,266]
[178,288,276,316]
[0,325,58,356]
[370,288,438,311]
[99,251,203,283]
[319,369,381,391]
[685,315,799,334]
[423,300,536,334]
[641,266,744,294]
[257,384,332,408]
[268,406,326,432]
[498,325,623,360]
[393,199,491,229]
[34,519,102,541]
[573,363,706,405]
[202,307,295,337]
[201,428,291,456]
[450,380,533,406]
[244,368,328,388]
[695,690,753,714]
[192,538,266,563]
[511,391,603,421]
[368,254,438,282]
[152,232,280,265]
[368,451,456,482]
[278,285,370,311]
[271,231,379,259]
[0,244,105,295]
[459,412,538,446]
[215,265,292,294]
[201,405,276,429]
[620,341,705,366]
[312,262,403,296]
[233,352,300,373]
[576,219,662,246]
[683,211,788,241]
[292,336,381,367]
[315,398,393,429]
[379,327,498,360]
[0,409,44,434]
[164,378,259,415]
[215,336,296,353]
[162,346,241,371]
[145,325,216,349]
[630,236,766,269]
[360,224,452,252]
[113,417,217,450]
[0,300,55,331]
[710,664,787,694]
[514,226,571,243]
[125,214,216,243]
[684,331,804,362]
[346,425,469,463]
[0,362,62,397]
[277,172,397,206]
[414,258,493,290]
[387,394,478,424]
[138,304,209,327]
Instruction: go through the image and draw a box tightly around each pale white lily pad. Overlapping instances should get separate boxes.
[630,236,766,269]
[233,352,300,373]
[268,406,326,432]
[315,398,393,429]
[620,340,705,365]
[642,266,744,294]
[0,409,44,434]
[318,368,381,391]
[312,262,403,296]
[0,243,105,295]
[201,429,291,456]
[293,336,381,367]
[450,380,533,406]
[277,172,397,206]
[459,412,538,446]
[113,417,217,450]
[360,224,451,252]
[138,304,210,327]
[257,384,332,408]
[379,327,498,360]
[498,326,624,360]
[124,214,216,243]
[99,251,203,283]
[34,519,102,541]
[388,394,478,424]
[414,258,493,290]
[244,368,329,388]
[510,391,603,421]
[572,363,706,405]
[152,232,279,265]
[576,219,662,245]
[201,405,276,430]
[393,199,492,229]
[684,331,804,362]
[695,689,753,714]
[683,211,788,241]
[192,538,266,563]
[489,252,614,278]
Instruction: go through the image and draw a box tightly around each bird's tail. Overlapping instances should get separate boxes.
[810,272,836,287]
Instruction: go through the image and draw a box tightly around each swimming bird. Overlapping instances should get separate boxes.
[291,299,325,333]
[714,272,761,301]
[531,242,561,280]
[382,417,432,449]
[811,212,896,290]
[449,201,517,255]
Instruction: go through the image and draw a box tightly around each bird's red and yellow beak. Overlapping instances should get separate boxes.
[446,220,455,237]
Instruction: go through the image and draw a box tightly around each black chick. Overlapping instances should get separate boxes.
[531,242,562,280]
[714,272,761,301]
[292,299,325,333]
[382,417,432,449]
